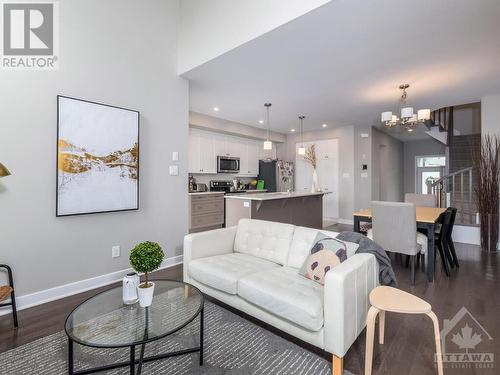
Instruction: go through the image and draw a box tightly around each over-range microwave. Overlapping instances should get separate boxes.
[217,156,240,173]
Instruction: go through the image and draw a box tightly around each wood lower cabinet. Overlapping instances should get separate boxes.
[189,193,225,233]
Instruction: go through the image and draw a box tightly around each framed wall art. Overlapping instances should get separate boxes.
[56,96,139,216]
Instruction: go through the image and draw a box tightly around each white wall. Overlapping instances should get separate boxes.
[0,0,188,296]
[282,126,355,222]
[178,0,331,74]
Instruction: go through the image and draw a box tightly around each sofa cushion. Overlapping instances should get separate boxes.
[238,267,324,331]
[189,253,279,295]
[299,233,347,285]
[287,226,359,269]
[234,219,295,265]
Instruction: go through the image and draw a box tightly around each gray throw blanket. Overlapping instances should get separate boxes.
[337,231,397,286]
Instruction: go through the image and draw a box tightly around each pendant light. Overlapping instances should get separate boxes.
[297,115,306,155]
[263,103,273,150]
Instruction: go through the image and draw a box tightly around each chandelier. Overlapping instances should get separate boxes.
[381,84,430,132]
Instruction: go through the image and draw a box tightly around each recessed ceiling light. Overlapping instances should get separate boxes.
[213,107,220,112]
[258,120,264,124]
[290,129,296,132]
[322,123,328,128]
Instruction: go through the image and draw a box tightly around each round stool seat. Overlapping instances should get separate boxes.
[369,286,431,314]
[0,285,13,302]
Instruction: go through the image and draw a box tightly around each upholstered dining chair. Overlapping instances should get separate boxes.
[367,201,427,285]
[0,264,18,328]
[404,193,437,208]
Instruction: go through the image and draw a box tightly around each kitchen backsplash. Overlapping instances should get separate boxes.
[189,173,256,187]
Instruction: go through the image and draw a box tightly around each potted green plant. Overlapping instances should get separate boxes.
[129,241,164,307]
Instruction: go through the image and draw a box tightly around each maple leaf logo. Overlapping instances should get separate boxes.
[451,324,483,352]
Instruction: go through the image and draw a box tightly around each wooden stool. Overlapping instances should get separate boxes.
[364,286,443,375]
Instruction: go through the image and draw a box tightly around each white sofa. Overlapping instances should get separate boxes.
[183,219,378,372]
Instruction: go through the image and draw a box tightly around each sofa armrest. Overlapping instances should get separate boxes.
[183,226,237,282]
[323,253,378,357]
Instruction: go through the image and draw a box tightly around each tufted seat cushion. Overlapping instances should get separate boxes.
[238,267,324,331]
[188,253,279,295]
[234,219,295,265]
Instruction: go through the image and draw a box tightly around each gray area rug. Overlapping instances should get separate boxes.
[0,302,353,374]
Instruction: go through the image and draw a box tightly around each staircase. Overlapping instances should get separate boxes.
[431,135,480,225]
[428,106,481,225]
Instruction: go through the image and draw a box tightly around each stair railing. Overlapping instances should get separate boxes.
[431,167,475,224]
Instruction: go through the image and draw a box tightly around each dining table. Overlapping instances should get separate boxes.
[353,206,446,282]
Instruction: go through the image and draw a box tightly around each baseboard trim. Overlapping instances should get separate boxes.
[452,225,480,246]
[336,218,354,225]
[0,255,183,316]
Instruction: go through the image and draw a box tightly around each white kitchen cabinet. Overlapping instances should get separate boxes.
[189,129,274,176]
[247,141,260,175]
[225,135,241,157]
[189,129,216,174]
[198,130,217,173]
[189,129,200,174]
[238,139,260,177]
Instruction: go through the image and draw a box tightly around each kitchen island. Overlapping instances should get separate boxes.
[225,192,325,228]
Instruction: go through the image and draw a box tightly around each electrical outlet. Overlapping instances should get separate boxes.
[169,165,179,176]
[112,245,120,258]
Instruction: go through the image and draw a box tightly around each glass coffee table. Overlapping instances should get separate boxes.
[65,279,204,375]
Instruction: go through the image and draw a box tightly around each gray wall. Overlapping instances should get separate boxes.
[403,139,446,194]
[0,0,189,295]
[354,126,373,210]
[282,126,355,221]
[371,128,404,202]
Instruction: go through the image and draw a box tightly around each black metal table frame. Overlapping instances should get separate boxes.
[65,282,204,375]
[353,215,436,282]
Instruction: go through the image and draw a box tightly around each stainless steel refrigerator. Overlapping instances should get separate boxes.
[258,160,294,192]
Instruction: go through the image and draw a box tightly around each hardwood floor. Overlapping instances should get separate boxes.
[1,244,499,375]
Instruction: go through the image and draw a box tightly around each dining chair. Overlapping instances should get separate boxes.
[446,207,459,268]
[367,201,427,285]
[404,193,437,208]
[0,264,18,328]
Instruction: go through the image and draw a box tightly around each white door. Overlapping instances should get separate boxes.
[295,139,339,221]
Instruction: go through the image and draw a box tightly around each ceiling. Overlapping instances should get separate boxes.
[183,0,500,134]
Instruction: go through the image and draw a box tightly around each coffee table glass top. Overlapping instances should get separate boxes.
[65,280,203,348]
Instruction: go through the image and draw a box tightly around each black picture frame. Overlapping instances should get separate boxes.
[56,95,140,217]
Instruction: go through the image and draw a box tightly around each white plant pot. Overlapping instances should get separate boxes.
[137,282,155,307]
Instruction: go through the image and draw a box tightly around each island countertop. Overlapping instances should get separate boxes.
[224,191,326,201]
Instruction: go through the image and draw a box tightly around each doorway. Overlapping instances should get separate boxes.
[415,155,446,194]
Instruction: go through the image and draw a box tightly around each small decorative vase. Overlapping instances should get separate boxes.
[137,281,155,307]
[122,272,140,305]
[311,169,318,193]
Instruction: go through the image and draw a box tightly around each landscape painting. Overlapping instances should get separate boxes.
[57,96,139,216]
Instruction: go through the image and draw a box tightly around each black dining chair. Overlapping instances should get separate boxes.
[435,210,453,277]
[0,264,18,328]
[446,208,460,268]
